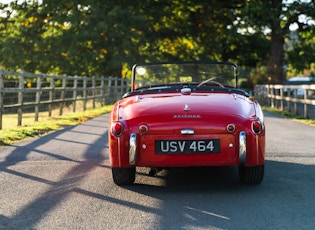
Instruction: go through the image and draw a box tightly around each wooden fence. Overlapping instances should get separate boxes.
[0,69,130,129]
[254,84,315,119]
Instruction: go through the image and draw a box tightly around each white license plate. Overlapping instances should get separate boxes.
[155,139,220,154]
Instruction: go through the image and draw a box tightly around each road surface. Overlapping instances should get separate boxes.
[1,112,315,229]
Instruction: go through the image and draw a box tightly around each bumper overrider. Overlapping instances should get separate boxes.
[129,133,137,165]
[239,131,246,164]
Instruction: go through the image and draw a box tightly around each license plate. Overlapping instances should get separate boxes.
[155,139,220,154]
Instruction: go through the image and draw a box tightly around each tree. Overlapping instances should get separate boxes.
[1,0,314,81]
[287,27,315,75]
[136,0,254,63]
[239,0,315,83]
[0,0,148,76]
[0,1,46,72]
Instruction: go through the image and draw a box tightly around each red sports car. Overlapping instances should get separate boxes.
[109,61,265,185]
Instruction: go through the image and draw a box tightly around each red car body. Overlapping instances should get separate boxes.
[109,61,265,185]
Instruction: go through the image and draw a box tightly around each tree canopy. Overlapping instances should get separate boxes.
[0,0,314,84]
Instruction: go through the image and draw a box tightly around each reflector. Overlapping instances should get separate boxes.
[226,124,236,133]
[139,124,148,134]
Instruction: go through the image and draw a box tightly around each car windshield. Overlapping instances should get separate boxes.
[131,61,238,91]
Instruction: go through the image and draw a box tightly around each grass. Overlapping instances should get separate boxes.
[2,112,57,130]
[0,105,113,146]
[1,104,313,146]
[2,100,104,129]
[262,106,315,126]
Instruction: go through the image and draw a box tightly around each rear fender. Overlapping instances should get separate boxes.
[244,124,265,166]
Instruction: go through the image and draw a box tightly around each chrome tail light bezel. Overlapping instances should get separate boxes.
[251,119,263,135]
[111,121,123,137]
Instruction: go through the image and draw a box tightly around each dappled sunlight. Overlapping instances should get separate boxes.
[184,206,230,220]
[123,159,315,229]
[0,114,110,228]
[2,156,315,229]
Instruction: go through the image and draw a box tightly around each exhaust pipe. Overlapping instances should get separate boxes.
[149,167,162,177]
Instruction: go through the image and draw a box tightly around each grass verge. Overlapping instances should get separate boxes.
[262,106,315,126]
[1,105,312,146]
[0,105,113,146]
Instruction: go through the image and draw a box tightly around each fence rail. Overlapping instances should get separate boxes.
[0,69,130,129]
[254,84,315,119]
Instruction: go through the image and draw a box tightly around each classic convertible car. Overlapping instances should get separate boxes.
[109,61,265,185]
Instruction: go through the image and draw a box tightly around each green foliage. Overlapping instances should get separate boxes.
[287,28,315,74]
[0,0,315,84]
[242,65,269,90]
[238,0,315,83]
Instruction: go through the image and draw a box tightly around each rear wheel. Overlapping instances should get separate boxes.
[239,165,264,184]
[112,167,136,185]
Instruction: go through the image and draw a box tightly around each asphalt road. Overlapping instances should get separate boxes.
[1,112,315,230]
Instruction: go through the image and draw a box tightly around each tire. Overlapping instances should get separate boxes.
[112,167,136,185]
[239,165,264,184]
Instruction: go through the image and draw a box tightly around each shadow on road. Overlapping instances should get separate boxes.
[1,113,315,229]
[1,156,315,229]
[125,160,315,229]
[0,115,110,229]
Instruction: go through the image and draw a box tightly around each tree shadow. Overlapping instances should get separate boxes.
[123,159,315,229]
[0,115,110,229]
[1,113,315,229]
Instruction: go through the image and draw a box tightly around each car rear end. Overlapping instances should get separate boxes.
[110,93,264,169]
[109,61,265,185]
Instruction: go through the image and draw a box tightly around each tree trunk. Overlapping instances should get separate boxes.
[267,28,285,84]
[267,0,285,84]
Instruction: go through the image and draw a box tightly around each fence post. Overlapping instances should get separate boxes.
[121,78,127,95]
[304,89,308,119]
[60,76,66,116]
[286,86,291,112]
[48,77,54,117]
[270,86,274,108]
[17,71,24,126]
[280,87,284,111]
[72,76,78,113]
[293,89,298,115]
[0,69,4,130]
[92,76,96,108]
[35,74,42,122]
[100,76,105,106]
[83,77,87,111]
[114,77,118,101]
[125,78,129,93]
[108,77,112,104]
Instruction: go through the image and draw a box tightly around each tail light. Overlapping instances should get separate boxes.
[111,121,123,136]
[139,124,149,135]
[252,120,262,134]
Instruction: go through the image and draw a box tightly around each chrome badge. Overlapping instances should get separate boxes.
[184,104,190,111]
[173,114,201,119]
[173,103,201,118]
